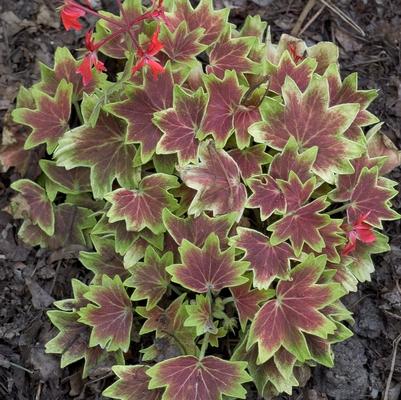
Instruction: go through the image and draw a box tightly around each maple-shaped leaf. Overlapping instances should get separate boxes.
[207,27,257,79]
[246,175,286,220]
[167,233,248,293]
[200,70,261,148]
[94,0,143,59]
[230,281,273,330]
[46,310,122,379]
[79,275,133,352]
[147,355,251,400]
[249,76,361,183]
[347,230,390,282]
[125,246,172,310]
[34,47,101,101]
[180,141,247,217]
[230,228,294,289]
[154,86,207,165]
[11,179,54,235]
[277,173,317,211]
[228,145,272,180]
[55,102,137,199]
[268,174,330,256]
[306,42,339,75]
[106,65,175,163]
[40,160,91,194]
[166,0,228,46]
[233,104,264,149]
[46,311,90,369]
[160,22,207,67]
[12,80,73,153]
[240,15,267,39]
[103,365,162,400]
[346,167,399,228]
[325,64,379,141]
[330,153,384,202]
[306,219,346,263]
[269,136,317,182]
[79,236,128,281]
[105,174,179,235]
[162,208,236,248]
[184,294,217,336]
[247,254,344,363]
[268,51,317,94]
[200,71,243,147]
[18,204,95,250]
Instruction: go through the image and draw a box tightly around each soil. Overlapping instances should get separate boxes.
[1,0,401,399]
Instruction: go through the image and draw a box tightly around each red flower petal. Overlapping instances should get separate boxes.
[60,4,85,31]
[76,55,93,87]
[148,27,164,56]
[148,59,165,80]
[342,232,357,256]
[355,224,376,244]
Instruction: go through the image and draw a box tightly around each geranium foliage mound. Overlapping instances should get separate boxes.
[3,0,400,398]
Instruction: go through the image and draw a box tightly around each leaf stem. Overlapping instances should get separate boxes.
[168,284,183,296]
[199,333,210,360]
[222,296,234,305]
[199,290,213,359]
[327,203,350,216]
[73,100,84,124]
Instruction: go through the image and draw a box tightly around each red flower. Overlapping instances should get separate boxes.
[76,30,106,86]
[60,0,86,31]
[287,42,304,64]
[342,212,376,256]
[132,27,165,80]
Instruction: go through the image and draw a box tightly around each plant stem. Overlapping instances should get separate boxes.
[199,333,210,360]
[73,100,84,124]
[199,290,213,359]
[168,284,183,296]
[222,296,234,305]
[327,203,350,216]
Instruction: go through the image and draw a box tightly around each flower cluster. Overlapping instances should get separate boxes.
[3,0,400,398]
[60,0,165,84]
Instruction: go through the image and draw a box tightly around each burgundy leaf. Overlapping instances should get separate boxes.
[106,66,175,163]
[162,208,236,247]
[105,174,179,234]
[180,141,247,217]
[247,175,286,220]
[229,145,272,180]
[230,281,272,330]
[147,355,251,400]
[154,86,207,165]
[248,254,343,363]
[167,233,248,293]
[230,228,294,289]
[79,275,133,352]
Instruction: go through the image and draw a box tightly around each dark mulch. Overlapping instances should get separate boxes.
[0,0,400,399]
